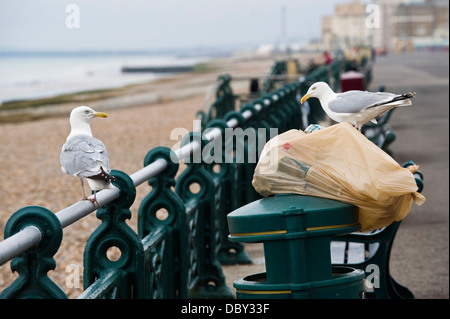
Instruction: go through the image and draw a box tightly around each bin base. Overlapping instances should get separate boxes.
[234,266,364,299]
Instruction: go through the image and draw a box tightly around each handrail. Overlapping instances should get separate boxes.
[0,158,166,266]
[77,268,121,299]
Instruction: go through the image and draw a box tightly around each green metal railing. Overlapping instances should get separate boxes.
[0,57,375,299]
[196,74,236,130]
[0,75,303,299]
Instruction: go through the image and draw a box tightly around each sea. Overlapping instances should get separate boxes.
[0,52,211,104]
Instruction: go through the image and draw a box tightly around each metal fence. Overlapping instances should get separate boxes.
[0,57,366,298]
[0,77,307,299]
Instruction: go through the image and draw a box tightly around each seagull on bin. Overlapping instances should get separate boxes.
[300,81,416,130]
[60,106,116,206]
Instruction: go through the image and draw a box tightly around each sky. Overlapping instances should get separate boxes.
[0,0,368,52]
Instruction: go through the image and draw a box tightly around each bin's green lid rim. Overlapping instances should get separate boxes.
[229,222,360,241]
[227,195,359,237]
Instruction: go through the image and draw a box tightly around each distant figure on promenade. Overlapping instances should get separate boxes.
[323,51,333,65]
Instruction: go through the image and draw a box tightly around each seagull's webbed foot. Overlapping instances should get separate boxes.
[87,198,100,207]
[79,192,100,208]
[87,191,101,208]
[79,196,100,207]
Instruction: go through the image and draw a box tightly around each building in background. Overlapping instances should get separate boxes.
[391,0,449,52]
[371,0,407,54]
[322,0,369,52]
[322,0,449,54]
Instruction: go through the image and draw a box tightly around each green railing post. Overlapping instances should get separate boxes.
[0,206,66,299]
[284,83,302,130]
[235,103,269,204]
[216,74,235,117]
[223,111,261,206]
[138,146,188,298]
[275,86,295,131]
[204,119,252,265]
[262,94,286,131]
[331,59,344,92]
[262,61,287,93]
[269,84,301,132]
[83,170,146,299]
[200,74,236,130]
[176,132,234,298]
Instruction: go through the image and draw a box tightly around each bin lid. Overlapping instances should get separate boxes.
[228,194,359,242]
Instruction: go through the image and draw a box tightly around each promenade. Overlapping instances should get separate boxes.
[369,51,449,299]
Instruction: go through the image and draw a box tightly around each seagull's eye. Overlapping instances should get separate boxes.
[84,110,90,114]
[311,87,316,90]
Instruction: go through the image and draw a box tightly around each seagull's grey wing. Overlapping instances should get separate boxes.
[328,91,398,114]
[60,135,110,177]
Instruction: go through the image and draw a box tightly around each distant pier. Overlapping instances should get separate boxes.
[121,65,194,73]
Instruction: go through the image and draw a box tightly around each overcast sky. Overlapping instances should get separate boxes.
[0,0,368,52]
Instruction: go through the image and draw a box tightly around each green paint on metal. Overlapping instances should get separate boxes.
[139,146,188,298]
[228,194,364,299]
[1,58,381,299]
[1,206,66,299]
[176,132,234,298]
[83,170,147,298]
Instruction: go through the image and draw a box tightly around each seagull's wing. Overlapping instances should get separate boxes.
[60,135,110,177]
[328,91,401,114]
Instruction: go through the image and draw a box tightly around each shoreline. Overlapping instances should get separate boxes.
[0,52,320,124]
[0,66,216,123]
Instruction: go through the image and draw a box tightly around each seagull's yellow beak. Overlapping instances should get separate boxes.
[93,112,108,118]
[300,93,311,104]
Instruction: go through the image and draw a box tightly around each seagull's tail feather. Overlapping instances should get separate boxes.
[388,91,416,104]
[403,91,416,99]
[391,92,416,107]
[369,91,416,109]
[86,167,116,186]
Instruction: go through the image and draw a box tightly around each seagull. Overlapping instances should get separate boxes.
[300,81,416,130]
[60,106,115,206]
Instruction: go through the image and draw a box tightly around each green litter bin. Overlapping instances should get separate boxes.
[227,194,365,299]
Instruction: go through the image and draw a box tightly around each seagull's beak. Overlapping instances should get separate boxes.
[300,93,312,104]
[93,112,108,118]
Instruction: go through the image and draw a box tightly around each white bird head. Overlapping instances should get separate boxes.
[70,106,108,123]
[300,81,334,104]
[67,106,108,140]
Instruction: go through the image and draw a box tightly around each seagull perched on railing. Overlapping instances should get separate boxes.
[60,106,115,206]
[300,81,416,130]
